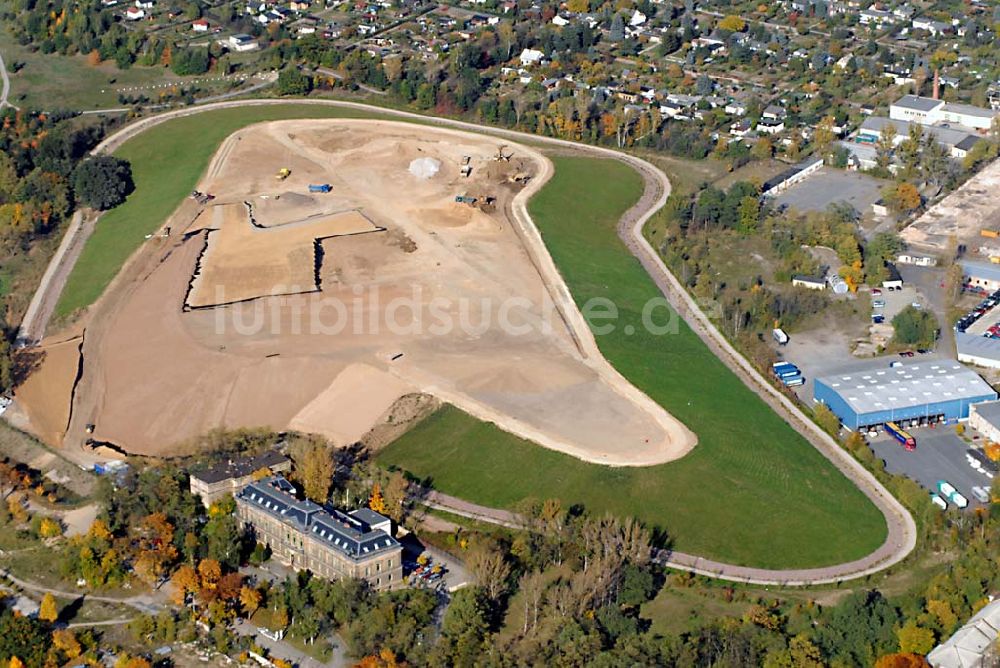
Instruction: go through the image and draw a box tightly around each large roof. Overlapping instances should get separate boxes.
[191,450,288,485]
[893,95,945,112]
[237,476,398,561]
[928,597,1000,668]
[816,361,996,416]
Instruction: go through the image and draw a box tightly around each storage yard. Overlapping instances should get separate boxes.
[15,119,695,465]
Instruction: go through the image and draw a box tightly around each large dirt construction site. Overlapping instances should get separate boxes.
[26,119,696,465]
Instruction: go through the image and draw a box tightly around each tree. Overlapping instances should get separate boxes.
[39,593,58,623]
[240,586,262,617]
[875,653,930,668]
[883,182,921,214]
[876,123,897,168]
[892,306,938,348]
[277,68,313,96]
[609,14,625,42]
[467,547,511,602]
[381,472,408,523]
[292,437,333,503]
[814,403,840,435]
[171,564,200,606]
[738,196,759,235]
[73,156,134,210]
[52,629,82,658]
[369,482,387,514]
[896,622,935,655]
[815,116,835,156]
[718,15,746,32]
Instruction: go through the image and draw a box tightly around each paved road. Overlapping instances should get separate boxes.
[12,98,917,584]
[0,567,165,614]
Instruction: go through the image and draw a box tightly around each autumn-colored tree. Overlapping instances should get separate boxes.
[291,436,334,503]
[927,598,959,631]
[354,648,408,668]
[170,564,199,606]
[240,585,262,616]
[718,15,746,31]
[874,653,930,668]
[896,622,935,654]
[369,482,387,514]
[814,116,835,155]
[39,517,62,538]
[7,497,27,523]
[892,182,921,213]
[8,657,24,668]
[88,519,112,541]
[39,592,58,623]
[198,558,222,591]
[381,472,408,523]
[52,629,81,658]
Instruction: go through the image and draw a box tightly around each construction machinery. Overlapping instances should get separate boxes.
[308,183,332,193]
[276,167,291,181]
[494,144,513,162]
[508,172,531,184]
[190,190,215,204]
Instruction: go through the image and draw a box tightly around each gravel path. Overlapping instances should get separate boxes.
[13,98,916,584]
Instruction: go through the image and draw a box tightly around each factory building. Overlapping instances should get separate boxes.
[813,361,997,431]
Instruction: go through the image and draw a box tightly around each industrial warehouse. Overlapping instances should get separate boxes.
[813,361,998,431]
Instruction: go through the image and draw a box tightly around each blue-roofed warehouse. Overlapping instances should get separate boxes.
[813,360,997,430]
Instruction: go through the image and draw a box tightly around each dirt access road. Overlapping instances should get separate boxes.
[11,98,916,584]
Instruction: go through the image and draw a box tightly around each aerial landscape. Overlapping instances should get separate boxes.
[0,0,999,664]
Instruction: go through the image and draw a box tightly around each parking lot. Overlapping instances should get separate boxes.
[399,534,469,593]
[774,168,887,214]
[869,428,994,509]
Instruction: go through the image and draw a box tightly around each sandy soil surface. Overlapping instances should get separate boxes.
[187,204,382,308]
[27,119,695,465]
[11,330,83,447]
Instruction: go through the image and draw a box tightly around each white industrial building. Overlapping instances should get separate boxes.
[928,597,1000,668]
[968,401,1000,444]
[890,95,998,132]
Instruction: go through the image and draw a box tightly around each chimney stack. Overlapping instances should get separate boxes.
[932,69,940,100]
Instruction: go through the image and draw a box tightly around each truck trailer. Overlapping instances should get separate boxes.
[885,421,916,451]
[308,184,332,193]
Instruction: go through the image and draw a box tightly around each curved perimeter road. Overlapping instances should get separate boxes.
[19,98,916,585]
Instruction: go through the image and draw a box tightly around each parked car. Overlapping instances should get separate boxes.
[972,486,990,504]
[872,288,882,296]
[873,299,886,308]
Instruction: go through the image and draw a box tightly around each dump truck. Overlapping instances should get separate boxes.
[308,184,332,193]
[276,168,291,180]
[455,195,477,205]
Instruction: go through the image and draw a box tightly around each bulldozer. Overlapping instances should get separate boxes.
[276,167,291,181]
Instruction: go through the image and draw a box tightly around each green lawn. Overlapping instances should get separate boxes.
[54,105,378,319]
[377,156,888,569]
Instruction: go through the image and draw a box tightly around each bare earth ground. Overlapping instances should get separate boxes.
[19,119,695,466]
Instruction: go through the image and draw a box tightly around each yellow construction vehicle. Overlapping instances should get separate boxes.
[276,168,291,181]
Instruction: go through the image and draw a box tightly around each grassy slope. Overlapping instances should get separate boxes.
[378,156,887,568]
[54,105,376,319]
